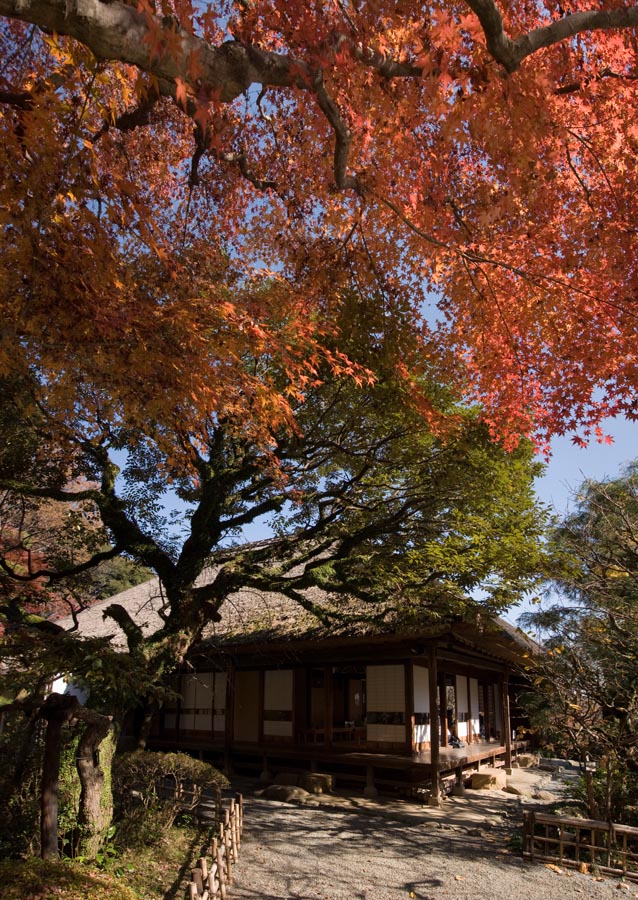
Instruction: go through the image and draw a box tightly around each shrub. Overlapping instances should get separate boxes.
[112,751,228,846]
[569,756,638,826]
[0,713,44,858]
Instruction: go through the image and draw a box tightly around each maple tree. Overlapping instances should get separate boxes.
[0,318,548,653]
[2,0,638,453]
[0,315,548,855]
[2,0,635,856]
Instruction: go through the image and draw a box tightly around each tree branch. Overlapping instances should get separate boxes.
[0,542,124,583]
[0,0,308,101]
[465,0,638,72]
[0,88,33,108]
[102,602,144,652]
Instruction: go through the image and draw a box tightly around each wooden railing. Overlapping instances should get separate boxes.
[188,794,243,900]
[523,811,638,880]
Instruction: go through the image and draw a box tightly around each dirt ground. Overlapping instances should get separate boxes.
[229,768,638,900]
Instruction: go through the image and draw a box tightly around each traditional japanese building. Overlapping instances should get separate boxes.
[67,569,537,799]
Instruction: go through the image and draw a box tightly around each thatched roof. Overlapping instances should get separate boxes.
[57,560,538,666]
[58,577,168,649]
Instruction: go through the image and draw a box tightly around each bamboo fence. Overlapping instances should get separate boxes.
[188,793,243,900]
[523,810,638,881]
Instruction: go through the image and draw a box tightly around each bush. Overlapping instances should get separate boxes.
[112,751,228,846]
[569,757,638,826]
[0,713,44,858]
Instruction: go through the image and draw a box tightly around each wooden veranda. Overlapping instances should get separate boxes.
[150,730,530,798]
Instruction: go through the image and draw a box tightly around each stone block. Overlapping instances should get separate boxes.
[533,790,556,801]
[516,754,539,768]
[299,773,334,794]
[470,770,507,790]
[260,784,310,803]
[503,784,530,796]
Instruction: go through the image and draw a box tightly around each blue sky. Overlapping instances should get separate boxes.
[535,416,638,515]
[506,415,638,626]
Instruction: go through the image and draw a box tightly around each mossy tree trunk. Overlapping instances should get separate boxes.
[75,712,114,859]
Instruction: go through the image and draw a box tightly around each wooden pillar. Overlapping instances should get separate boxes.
[503,669,512,769]
[40,694,78,859]
[452,766,465,797]
[405,661,415,753]
[363,764,378,798]
[258,670,265,743]
[258,671,270,780]
[293,668,305,743]
[428,646,441,806]
[482,683,490,741]
[324,666,333,747]
[224,662,235,776]
[439,680,448,747]
[466,676,473,745]
[176,673,183,750]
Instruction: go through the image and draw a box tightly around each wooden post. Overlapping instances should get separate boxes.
[235,792,243,835]
[209,861,220,899]
[405,661,415,753]
[428,646,441,806]
[324,666,333,747]
[176,673,183,750]
[439,680,448,748]
[259,754,271,782]
[258,670,265,743]
[229,798,239,862]
[223,809,233,883]
[40,693,79,859]
[191,867,204,895]
[224,662,235,776]
[215,842,227,900]
[363,764,378,798]
[452,766,465,797]
[466,676,473,745]
[40,711,65,859]
[503,669,512,769]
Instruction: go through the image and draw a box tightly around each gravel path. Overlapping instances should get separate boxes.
[230,772,638,900]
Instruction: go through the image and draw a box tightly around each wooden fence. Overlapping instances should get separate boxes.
[188,794,244,900]
[523,810,638,880]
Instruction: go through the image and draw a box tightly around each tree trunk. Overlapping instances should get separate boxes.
[585,770,595,818]
[605,755,613,821]
[75,711,114,859]
[40,694,79,859]
[135,697,159,750]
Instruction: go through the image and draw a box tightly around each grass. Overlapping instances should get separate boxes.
[0,858,139,900]
[0,822,214,900]
[110,820,214,900]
